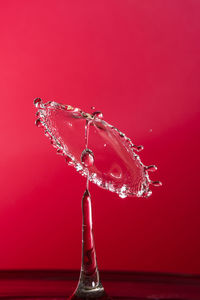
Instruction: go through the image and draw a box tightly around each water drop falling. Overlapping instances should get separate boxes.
[81,149,94,167]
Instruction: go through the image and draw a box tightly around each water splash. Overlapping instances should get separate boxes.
[34,98,161,198]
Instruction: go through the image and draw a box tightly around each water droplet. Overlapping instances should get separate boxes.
[119,185,127,198]
[66,105,74,111]
[149,129,153,133]
[151,181,162,187]
[143,190,152,197]
[34,97,42,108]
[131,145,144,152]
[35,118,41,127]
[137,145,144,151]
[81,149,94,167]
[92,111,103,119]
[57,149,63,155]
[65,156,72,164]
[61,104,67,110]
[119,193,126,199]
[145,165,157,172]
[45,130,51,138]
[91,106,95,110]
[104,144,107,147]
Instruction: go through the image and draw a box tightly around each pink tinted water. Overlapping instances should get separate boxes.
[71,108,106,299]
[34,99,161,198]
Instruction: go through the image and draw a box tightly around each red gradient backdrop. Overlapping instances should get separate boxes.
[0,0,200,274]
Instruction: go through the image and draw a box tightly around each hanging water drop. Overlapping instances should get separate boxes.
[81,149,94,167]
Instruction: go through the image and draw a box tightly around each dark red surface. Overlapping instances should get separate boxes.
[0,1,200,273]
[0,270,200,299]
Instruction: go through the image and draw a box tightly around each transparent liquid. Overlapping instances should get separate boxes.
[34,98,161,199]
[34,98,161,299]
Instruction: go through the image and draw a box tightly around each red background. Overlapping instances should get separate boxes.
[0,0,200,274]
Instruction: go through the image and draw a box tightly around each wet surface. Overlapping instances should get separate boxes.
[0,270,199,299]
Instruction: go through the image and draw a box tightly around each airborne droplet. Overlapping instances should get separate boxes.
[81,149,94,167]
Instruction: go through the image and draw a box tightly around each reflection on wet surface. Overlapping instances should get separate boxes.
[0,270,200,299]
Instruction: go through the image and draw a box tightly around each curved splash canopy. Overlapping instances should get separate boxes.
[34,98,161,198]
